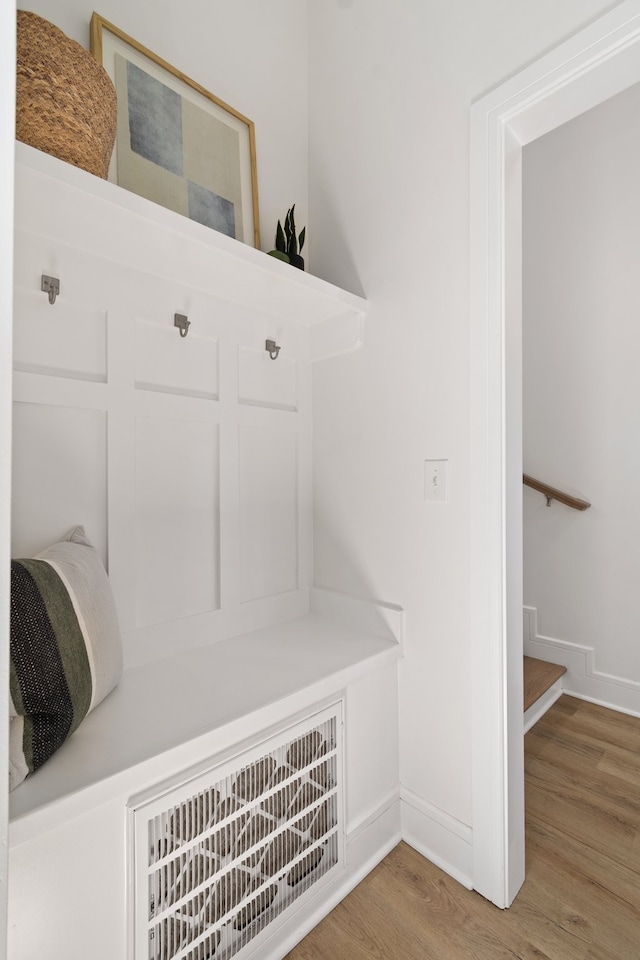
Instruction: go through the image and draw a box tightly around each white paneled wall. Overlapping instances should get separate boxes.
[11,147,314,670]
[239,425,299,602]
[12,402,109,562]
[134,416,221,626]
[134,314,220,399]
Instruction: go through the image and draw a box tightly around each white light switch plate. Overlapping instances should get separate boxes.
[424,459,448,501]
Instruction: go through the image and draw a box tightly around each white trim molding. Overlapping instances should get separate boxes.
[470,0,640,909]
[524,606,640,718]
[400,788,473,891]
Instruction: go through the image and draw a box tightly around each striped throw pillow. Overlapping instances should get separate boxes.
[9,526,123,791]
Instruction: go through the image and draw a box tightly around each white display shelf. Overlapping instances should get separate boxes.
[15,142,367,362]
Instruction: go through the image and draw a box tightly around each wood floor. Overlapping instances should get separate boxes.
[284,696,640,960]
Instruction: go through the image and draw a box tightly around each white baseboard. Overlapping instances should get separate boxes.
[524,606,640,718]
[255,786,474,960]
[259,794,401,960]
[400,788,473,889]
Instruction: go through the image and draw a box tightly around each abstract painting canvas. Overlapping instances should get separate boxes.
[91,14,260,248]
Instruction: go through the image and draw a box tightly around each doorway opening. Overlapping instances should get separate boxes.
[469,0,640,909]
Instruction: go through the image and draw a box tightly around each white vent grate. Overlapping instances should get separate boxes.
[129,703,343,960]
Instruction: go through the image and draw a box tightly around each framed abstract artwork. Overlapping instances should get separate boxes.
[90,14,260,248]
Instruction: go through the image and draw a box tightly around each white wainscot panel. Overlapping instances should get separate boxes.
[238,345,298,411]
[13,290,107,383]
[134,315,219,400]
[239,425,298,602]
[11,402,107,562]
[135,417,220,627]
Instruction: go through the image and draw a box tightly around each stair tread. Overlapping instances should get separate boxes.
[524,656,567,712]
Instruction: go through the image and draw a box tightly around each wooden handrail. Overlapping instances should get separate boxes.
[523,474,591,511]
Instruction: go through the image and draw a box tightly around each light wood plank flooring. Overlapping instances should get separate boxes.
[284,695,640,960]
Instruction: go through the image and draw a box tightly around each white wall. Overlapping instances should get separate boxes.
[307,0,622,859]
[522,80,640,706]
[16,0,309,257]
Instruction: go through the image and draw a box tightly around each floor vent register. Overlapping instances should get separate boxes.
[128,703,343,960]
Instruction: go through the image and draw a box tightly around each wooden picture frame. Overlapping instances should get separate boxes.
[90,13,260,248]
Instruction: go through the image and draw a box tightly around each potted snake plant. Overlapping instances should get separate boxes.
[268,205,306,270]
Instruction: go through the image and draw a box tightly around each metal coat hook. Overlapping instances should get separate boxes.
[41,275,60,305]
[265,339,281,360]
[174,314,191,338]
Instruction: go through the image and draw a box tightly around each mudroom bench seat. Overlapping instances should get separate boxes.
[9,592,402,844]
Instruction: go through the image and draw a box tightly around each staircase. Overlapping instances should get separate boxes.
[521,474,583,730]
[523,656,566,731]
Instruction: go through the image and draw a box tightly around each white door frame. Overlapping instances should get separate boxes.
[470,0,640,908]
[0,0,16,948]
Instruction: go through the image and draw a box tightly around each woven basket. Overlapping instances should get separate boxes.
[16,11,117,179]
